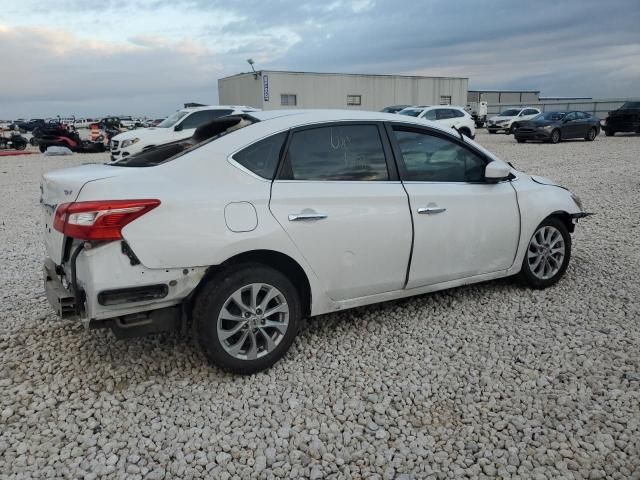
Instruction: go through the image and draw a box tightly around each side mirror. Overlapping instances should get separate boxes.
[485,161,511,182]
[174,124,183,132]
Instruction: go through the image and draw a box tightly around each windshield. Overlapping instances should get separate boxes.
[499,109,521,117]
[533,112,566,121]
[157,111,188,128]
[621,102,640,109]
[397,108,422,117]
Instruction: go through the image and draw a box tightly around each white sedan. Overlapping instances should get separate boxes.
[41,110,588,374]
[396,105,476,139]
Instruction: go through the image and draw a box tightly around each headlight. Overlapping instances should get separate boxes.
[570,193,583,211]
[120,138,140,148]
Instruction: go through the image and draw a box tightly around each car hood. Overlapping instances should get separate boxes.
[112,127,171,142]
[530,174,564,188]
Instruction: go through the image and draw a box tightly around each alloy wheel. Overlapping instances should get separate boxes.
[216,283,289,360]
[527,226,565,280]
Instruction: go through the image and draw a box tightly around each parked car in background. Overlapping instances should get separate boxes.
[487,108,541,134]
[41,109,588,373]
[109,105,259,161]
[397,106,475,138]
[514,111,600,144]
[150,118,165,127]
[381,105,411,114]
[119,116,141,129]
[73,118,91,129]
[603,101,640,136]
[11,118,46,133]
[0,120,13,130]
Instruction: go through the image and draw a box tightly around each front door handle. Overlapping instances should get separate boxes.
[417,207,446,215]
[288,213,328,221]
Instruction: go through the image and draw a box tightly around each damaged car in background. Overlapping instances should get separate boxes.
[42,110,590,374]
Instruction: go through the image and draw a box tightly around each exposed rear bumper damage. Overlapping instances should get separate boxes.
[43,240,207,337]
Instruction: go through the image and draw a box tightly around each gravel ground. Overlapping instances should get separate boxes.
[1,131,639,479]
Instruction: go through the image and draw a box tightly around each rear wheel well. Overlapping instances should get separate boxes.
[191,250,312,318]
[548,211,575,233]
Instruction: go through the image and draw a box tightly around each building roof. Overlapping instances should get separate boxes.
[220,70,468,81]
[469,89,540,93]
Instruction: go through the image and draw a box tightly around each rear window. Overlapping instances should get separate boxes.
[233,132,287,179]
[112,116,256,167]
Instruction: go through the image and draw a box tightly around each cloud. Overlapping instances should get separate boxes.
[0,0,638,118]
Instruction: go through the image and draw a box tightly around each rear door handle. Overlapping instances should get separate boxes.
[417,207,446,215]
[288,213,328,221]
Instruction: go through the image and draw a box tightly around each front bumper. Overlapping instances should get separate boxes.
[487,123,510,131]
[514,128,551,140]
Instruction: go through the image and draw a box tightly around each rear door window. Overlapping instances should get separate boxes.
[233,132,287,179]
[423,110,437,121]
[280,124,389,181]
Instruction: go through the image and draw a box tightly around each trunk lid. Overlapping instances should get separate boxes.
[40,163,131,264]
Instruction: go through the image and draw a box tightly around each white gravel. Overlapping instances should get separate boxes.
[1,132,639,479]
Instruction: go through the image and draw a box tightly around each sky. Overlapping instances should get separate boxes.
[1,0,639,119]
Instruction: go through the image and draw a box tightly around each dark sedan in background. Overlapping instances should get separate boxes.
[604,101,640,136]
[514,111,600,144]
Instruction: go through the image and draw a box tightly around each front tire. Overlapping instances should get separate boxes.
[516,138,525,143]
[585,127,597,141]
[604,128,615,137]
[509,123,520,134]
[193,264,301,374]
[550,129,561,144]
[520,217,571,289]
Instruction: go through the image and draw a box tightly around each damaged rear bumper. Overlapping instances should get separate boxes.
[43,258,78,320]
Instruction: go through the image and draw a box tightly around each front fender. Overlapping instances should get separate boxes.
[510,177,583,273]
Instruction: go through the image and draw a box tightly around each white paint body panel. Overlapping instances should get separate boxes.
[40,110,584,325]
[269,181,412,300]
[404,181,520,287]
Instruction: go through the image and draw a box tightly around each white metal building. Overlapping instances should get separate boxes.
[218,70,469,111]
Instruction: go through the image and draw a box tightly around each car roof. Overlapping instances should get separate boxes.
[245,109,458,136]
[182,105,259,113]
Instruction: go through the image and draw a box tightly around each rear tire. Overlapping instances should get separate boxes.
[488,129,496,134]
[520,217,571,289]
[585,127,597,141]
[516,138,525,143]
[193,263,302,374]
[604,128,615,137]
[39,144,47,153]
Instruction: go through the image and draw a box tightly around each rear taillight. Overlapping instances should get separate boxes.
[53,199,160,241]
